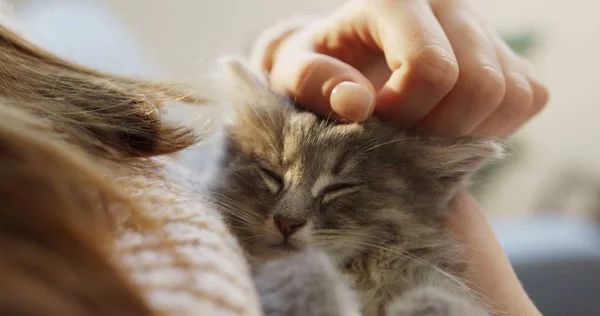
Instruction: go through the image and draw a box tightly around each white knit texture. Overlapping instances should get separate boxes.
[114,161,262,316]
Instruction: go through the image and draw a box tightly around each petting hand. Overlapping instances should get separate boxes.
[252,1,549,315]
[253,0,548,138]
[446,193,542,316]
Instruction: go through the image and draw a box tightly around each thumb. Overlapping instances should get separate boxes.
[270,51,376,122]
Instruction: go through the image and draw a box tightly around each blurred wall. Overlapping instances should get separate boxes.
[11,0,600,217]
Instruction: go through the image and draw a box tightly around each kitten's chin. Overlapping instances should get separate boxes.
[269,243,301,252]
[246,243,304,263]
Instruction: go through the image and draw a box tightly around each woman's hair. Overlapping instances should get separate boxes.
[0,24,201,315]
[0,24,201,159]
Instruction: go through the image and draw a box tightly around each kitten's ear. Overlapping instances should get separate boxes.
[217,56,281,110]
[412,138,503,200]
[215,57,287,158]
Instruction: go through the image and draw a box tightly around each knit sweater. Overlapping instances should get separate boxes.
[114,161,262,316]
[110,17,312,315]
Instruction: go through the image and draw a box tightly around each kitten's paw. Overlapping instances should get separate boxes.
[254,249,361,316]
[386,287,488,316]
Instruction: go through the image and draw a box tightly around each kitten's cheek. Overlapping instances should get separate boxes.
[264,221,284,244]
[291,223,314,248]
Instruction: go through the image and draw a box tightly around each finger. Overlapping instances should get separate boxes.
[473,24,549,137]
[417,3,506,136]
[472,39,535,137]
[269,35,376,121]
[372,0,459,127]
[502,75,549,136]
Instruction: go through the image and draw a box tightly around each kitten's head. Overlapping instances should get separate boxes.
[210,58,499,264]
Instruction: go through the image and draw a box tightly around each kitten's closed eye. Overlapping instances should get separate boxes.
[257,166,282,194]
[320,183,365,205]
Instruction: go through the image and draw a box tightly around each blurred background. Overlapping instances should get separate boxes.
[6,0,600,315]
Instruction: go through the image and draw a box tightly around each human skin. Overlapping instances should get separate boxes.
[446,192,542,316]
[254,0,548,314]
[258,0,548,138]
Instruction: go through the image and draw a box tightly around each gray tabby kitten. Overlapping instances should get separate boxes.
[207,58,498,316]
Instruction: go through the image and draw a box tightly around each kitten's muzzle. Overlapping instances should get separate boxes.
[274,215,306,239]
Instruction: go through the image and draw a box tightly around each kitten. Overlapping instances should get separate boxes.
[207,58,498,316]
[254,249,487,316]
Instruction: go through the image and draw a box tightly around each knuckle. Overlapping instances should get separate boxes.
[517,57,536,75]
[515,57,549,114]
[450,123,476,137]
[374,0,401,7]
[531,80,550,114]
[292,56,322,94]
[464,65,506,104]
[500,74,534,118]
[408,45,459,95]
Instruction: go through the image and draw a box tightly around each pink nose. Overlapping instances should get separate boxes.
[274,215,306,238]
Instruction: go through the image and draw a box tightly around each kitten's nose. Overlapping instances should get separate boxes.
[274,215,306,238]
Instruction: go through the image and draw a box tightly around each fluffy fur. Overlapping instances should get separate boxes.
[208,58,499,316]
[253,249,488,316]
[0,22,197,316]
[0,23,264,316]
[0,13,498,315]
[254,249,361,316]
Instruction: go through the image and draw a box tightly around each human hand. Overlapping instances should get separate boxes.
[445,192,542,316]
[252,2,546,313]
[252,0,548,138]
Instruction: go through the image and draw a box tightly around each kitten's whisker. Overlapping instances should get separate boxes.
[315,233,466,290]
[325,109,333,122]
[349,240,467,290]
[224,224,257,232]
[207,193,264,220]
[315,230,389,242]
[265,103,278,134]
[363,137,409,153]
[208,200,261,224]
[350,138,385,160]
[209,195,253,211]
[217,207,258,224]
[207,193,249,207]
[206,197,247,212]
[237,235,266,243]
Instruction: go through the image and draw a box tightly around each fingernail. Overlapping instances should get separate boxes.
[330,81,374,121]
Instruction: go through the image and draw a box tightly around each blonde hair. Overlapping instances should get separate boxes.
[0,24,201,315]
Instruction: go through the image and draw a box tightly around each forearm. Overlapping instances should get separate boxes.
[447,193,541,316]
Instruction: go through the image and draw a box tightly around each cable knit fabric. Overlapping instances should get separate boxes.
[0,4,308,313]
[108,17,312,315]
[107,18,316,315]
[113,161,262,316]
